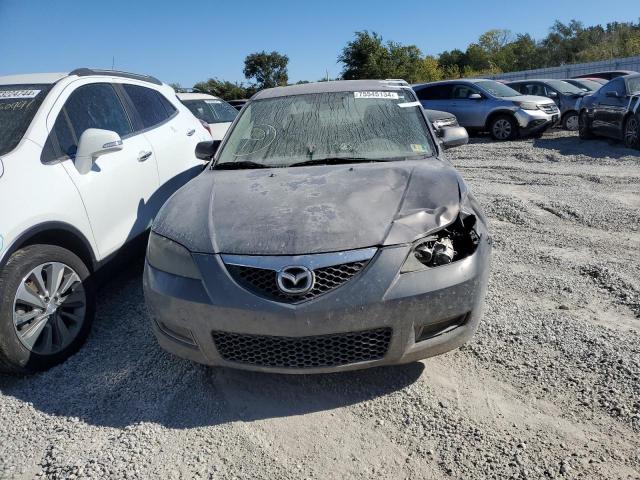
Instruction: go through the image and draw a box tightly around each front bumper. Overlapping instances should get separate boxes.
[143,236,491,374]
[514,108,557,135]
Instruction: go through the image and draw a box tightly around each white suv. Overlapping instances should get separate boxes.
[0,68,211,374]
[176,92,238,141]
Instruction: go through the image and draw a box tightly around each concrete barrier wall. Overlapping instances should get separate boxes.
[489,55,640,81]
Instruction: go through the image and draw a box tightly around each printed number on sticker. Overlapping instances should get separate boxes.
[354,91,399,100]
[0,90,41,100]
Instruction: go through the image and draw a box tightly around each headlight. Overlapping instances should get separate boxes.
[432,118,457,129]
[515,101,539,111]
[147,232,201,279]
[400,215,480,273]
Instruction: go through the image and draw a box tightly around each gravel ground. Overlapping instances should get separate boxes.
[1,130,639,480]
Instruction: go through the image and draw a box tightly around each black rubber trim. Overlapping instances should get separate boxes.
[69,68,162,86]
[0,222,97,272]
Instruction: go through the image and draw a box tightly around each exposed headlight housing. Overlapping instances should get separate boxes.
[147,232,201,279]
[432,117,458,129]
[514,101,540,111]
[401,215,480,273]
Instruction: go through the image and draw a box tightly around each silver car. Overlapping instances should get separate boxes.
[414,79,559,140]
[507,79,588,131]
[143,80,491,374]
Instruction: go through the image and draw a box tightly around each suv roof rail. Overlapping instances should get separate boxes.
[69,68,162,85]
[382,79,410,86]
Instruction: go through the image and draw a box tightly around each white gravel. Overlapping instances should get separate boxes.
[0,131,639,480]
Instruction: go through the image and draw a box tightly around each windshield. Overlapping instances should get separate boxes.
[474,80,520,98]
[545,80,585,95]
[573,79,601,91]
[627,77,640,94]
[0,84,51,156]
[183,98,237,124]
[216,90,434,167]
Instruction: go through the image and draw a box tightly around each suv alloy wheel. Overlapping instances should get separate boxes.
[0,245,94,374]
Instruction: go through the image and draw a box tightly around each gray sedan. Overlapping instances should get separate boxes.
[143,80,491,374]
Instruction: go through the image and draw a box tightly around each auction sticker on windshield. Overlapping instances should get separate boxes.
[0,89,41,100]
[354,91,399,99]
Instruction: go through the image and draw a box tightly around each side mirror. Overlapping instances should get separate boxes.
[75,129,123,175]
[605,91,620,98]
[468,93,483,100]
[195,140,221,161]
[547,91,559,98]
[441,126,469,149]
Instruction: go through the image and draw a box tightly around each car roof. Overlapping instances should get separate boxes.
[253,80,412,100]
[176,92,222,101]
[0,69,163,87]
[0,72,67,85]
[507,79,567,83]
[412,78,494,88]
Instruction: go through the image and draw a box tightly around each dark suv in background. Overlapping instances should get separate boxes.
[578,73,640,149]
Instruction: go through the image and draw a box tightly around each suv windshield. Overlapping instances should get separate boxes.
[183,98,237,124]
[216,90,433,168]
[545,80,585,95]
[0,84,51,156]
[474,81,520,98]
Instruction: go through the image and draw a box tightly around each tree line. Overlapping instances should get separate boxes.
[186,19,640,100]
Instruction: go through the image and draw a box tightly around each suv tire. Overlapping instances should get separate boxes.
[623,114,640,149]
[489,115,518,141]
[562,112,579,131]
[0,245,94,374]
[578,111,594,140]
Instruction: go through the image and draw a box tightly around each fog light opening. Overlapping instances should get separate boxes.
[414,313,470,343]
[156,320,197,347]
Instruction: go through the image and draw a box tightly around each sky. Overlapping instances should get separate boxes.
[0,0,637,86]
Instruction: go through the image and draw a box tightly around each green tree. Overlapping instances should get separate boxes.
[192,78,253,100]
[243,51,289,89]
[339,31,443,83]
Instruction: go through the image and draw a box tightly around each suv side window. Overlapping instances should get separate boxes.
[599,79,626,98]
[415,85,452,101]
[42,83,132,161]
[520,83,545,96]
[122,84,176,130]
[451,84,480,99]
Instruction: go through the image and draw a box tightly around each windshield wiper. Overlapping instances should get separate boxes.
[213,160,269,170]
[289,157,384,167]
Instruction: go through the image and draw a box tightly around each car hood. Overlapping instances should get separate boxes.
[153,160,463,255]
[512,94,555,105]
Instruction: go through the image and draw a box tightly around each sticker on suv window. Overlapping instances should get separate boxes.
[0,89,41,100]
[354,91,399,100]
[205,100,222,104]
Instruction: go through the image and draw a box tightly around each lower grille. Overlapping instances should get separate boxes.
[226,261,368,303]
[212,328,392,369]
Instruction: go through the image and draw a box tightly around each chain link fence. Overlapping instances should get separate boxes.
[489,55,640,81]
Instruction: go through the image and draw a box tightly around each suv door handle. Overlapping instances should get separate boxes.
[187,129,196,136]
[137,151,153,162]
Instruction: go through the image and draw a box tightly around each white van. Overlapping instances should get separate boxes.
[0,69,211,374]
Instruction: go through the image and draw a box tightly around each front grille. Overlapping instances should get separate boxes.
[226,261,368,303]
[539,103,559,114]
[212,328,392,369]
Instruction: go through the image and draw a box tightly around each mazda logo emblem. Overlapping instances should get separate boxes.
[277,266,315,294]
